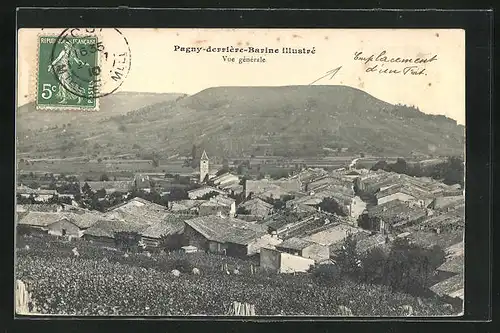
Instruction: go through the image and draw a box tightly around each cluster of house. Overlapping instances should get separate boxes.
[16,152,464,304]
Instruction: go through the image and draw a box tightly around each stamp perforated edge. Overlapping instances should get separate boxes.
[35,32,100,112]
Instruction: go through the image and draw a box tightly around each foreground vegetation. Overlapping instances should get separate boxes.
[16,235,456,316]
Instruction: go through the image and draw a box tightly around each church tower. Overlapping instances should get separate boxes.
[199,150,209,183]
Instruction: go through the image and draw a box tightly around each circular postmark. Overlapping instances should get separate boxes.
[50,28,131,99]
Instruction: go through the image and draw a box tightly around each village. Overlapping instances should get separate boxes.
[15,150,465,315]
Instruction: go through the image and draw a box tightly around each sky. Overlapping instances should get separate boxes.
[18,28,465,124]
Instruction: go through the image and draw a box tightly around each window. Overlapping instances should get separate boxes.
[62,229,67,236]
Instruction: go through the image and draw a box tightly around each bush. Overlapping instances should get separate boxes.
[309,264,341,284]
[173,258,193,273]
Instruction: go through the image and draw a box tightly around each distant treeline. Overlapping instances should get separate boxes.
[370,156,464,187]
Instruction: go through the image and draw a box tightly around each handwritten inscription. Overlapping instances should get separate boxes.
[354,50,437,76]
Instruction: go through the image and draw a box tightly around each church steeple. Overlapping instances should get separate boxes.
[199,150,209,183]
[201,150,209,161]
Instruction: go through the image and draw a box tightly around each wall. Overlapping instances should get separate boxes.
[247,234,282,256]
[260,247,281,272]
[198,205,231,217]
[47,219,81,237]
[208,241,229,254]
[141,237,160,248]
[409,198,434,209]
[431,195,464,210]
[83,234,116,247]
[350,196,366,219]
[302,243,330,262]
[226,242,247,257]
[279,252,315,273]
[183,224,209,251]
[377,192,415,205]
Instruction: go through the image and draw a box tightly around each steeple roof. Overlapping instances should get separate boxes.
[201,150,209,160]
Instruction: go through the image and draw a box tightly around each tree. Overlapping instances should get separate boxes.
[82,182,92,195]
[370,160,389,172]
[173,258,193,273]
[48,179,57,190]
[159,233,185,251]
[236,164,246,175]
[100,173,110,181]
[167,187,189,201]
[222,158,229,170]
[190,145,199,169]
[309,263,341,284]
[151,152,160,168]
[360,238,447,296]
[114,231,142,252]
[236,206,251,215]
[332,234,361,278]
[443,156,464,186]
[359,247,388,284]
[95,188,107,198]
[318,197,348,216]
[199,191,220,200]
[391,158,408,174]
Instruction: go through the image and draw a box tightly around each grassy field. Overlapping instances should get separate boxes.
[17,159,198,180]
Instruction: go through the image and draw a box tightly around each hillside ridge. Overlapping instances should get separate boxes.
[16,85,464,158]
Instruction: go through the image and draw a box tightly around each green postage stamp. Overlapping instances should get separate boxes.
[36,35,100,110]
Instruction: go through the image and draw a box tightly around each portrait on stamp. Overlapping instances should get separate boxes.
[16,28,465,317]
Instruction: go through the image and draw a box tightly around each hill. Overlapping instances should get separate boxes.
[16,92,187,132]
[16,85,465,159]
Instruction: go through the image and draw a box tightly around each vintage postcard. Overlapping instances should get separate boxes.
[16,28,465,317]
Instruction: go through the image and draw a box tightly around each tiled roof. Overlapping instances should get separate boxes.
[185,215,268,245]
[356,233,389,254]
[84,219,148,238]
[240,198,273,211]
[246,179,301,198]
[188,186,226,197]
[105,197,169,224]
[222,183,244,193]
[85,181,132,192]
[16,204,62,212]
[17,185,36,194]
[437,254,464,274]
[209,195,235,207]
[329,230,372,254]
[169,200,206,211]
[141,214,187,239]
[303,223,369,246]
[416,210,464,230]
[261,211,312,231]
[366,201,427,225]
[18,212,66,227]
[276,237,315,251]
[429,273,464,297]
[211,173,239,186]
[406,230,464,250]
[65,212,102,229]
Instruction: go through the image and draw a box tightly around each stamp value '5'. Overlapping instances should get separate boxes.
[36,35,100,110]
